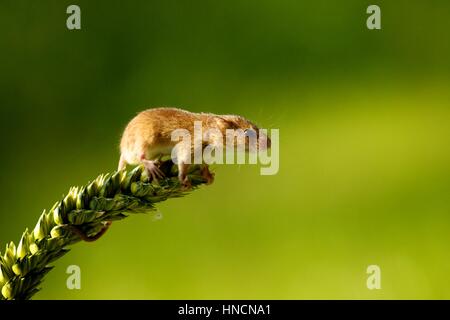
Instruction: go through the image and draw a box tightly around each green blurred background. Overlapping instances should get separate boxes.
[1,0,450,299]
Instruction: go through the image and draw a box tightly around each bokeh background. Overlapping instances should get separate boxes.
[1,0,450,299]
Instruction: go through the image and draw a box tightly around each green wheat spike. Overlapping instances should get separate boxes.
[0,161,208,300]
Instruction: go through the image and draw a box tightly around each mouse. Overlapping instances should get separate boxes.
[75,107,268,242]
[118,107,269,188]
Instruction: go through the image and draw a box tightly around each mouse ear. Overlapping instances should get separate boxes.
[217,116,239,130]
[227,120,240,130]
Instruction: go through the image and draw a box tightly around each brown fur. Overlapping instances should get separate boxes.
[82,107,264,242]
[119,107,261,169]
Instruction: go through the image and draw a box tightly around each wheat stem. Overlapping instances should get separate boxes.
[0,161,207,300]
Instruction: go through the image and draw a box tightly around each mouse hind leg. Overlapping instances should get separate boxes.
[175,147,193,189]
[118,154,127,171]
[178,162,192,189]
[201,164,215,185]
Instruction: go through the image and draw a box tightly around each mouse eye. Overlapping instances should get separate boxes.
[244,129,256,137]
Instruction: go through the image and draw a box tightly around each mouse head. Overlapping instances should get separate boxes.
[218,114,271,151]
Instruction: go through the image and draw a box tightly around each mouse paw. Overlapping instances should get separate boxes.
[180,177,192,190]
[142,159,165,182]
[201,166,215,185]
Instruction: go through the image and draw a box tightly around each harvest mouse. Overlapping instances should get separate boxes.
[118,107,269,188]
[75,107,269,242]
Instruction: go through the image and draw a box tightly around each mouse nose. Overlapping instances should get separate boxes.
[266,136,271,148]
[258,132,271,149]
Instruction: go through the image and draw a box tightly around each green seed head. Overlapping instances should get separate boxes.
[1,282,14,300]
